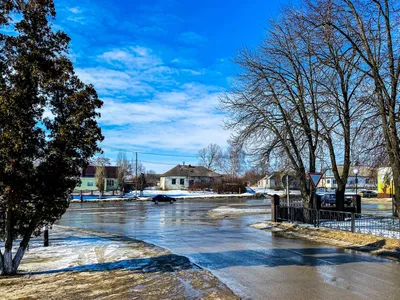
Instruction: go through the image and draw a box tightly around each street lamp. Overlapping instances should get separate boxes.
[353,168,359,195]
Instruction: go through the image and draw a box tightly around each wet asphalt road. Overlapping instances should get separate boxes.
[58,198,400,300]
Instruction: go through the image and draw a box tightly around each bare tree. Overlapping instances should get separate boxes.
[93,155,109,198]
[293,5,371,209]
[129,160,146,181]
[198,143,223,171]
[138,173,146,196]
[242,169,264,186]
[116,152,129,197]
[221,13,321,203]
[217,141,246,178]
[306,0,400,215]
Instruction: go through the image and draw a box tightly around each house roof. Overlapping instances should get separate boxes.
[161,165,221,177]
[82,166,118,178]
[260,171,294,180]
[325,166,376,178]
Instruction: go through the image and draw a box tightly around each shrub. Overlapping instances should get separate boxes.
[212,178,247,194]
[188,182,210,191]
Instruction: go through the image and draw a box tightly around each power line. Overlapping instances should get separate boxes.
[106,159,183,166]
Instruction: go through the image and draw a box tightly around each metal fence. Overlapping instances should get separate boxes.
[277,206,400,240]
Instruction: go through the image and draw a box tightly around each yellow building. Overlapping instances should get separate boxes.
[377,167,395,197]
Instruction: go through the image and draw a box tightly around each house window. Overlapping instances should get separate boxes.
[333,179,336,184]
[180,178,185,185]
[172,178,176,185]
[107,179,114,186]
[326,179,331,184]
[87,181,94,186]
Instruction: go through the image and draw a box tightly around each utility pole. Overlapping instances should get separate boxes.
[135,152,138,198]
[286,174,290,218]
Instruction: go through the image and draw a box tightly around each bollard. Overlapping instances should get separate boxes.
[44,225,49,247]
[271,194,280,222]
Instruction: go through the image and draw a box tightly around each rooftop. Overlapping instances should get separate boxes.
[162,165,221,177]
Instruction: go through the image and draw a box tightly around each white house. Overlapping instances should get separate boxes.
[257,173,279,189]
[319,166,377,189]
[257,172,300,189]
[159,164,222,190]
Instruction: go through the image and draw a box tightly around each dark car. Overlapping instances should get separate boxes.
[359,190,378,198]
[321,193,336,206]
[152,195,176,204]
[321,193,353,207]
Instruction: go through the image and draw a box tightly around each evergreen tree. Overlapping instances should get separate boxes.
[0,0,103,275]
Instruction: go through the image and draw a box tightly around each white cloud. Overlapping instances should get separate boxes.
[98,82,229,154]
[98,46,163,70]
[76,67,153,95]
[68,7,82,14]
[74,44,231,170]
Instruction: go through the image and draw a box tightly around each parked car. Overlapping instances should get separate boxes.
[316,187,328,195]
[321,193,353,206]
[359,190,377,198]
[321,193,336,206]
[152,195,176,204]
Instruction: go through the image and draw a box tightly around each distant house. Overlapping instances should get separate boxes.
[257,172,300,189]
[74,165,119,192]
[159,164,222,190]
[257,173,280,189]
[319,166,377,189]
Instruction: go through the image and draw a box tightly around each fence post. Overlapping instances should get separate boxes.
[271,194,280,222]
[354,195,361,214]
[43,225,49,247]
[291,206,293,222]
[351,213,355,233]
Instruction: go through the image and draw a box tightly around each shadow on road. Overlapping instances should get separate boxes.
[186,247,390,269]
[27,254,195,275]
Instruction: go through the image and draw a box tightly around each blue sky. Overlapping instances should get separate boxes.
[52,0,285,172]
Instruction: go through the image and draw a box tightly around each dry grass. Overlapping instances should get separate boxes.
[0,268,237,300]
[252,222,400,260]
[361,197,392,203]
[0,226,238,300]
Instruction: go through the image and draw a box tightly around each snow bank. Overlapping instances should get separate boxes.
[250,187,301,196]
[208,206,271,218]
[18,226,164,273]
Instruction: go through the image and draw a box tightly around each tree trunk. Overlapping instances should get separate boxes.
[3,250,13,275]
[11,229,32,274]
[3,208,14,274]
[0,251,4,275]
[336,186,345,211]
[298,172,310,207]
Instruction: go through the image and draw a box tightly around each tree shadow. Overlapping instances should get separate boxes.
[186,247,391,270]
[24,246,394,276]
[27,254,194,275]
[349,239,400,261]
